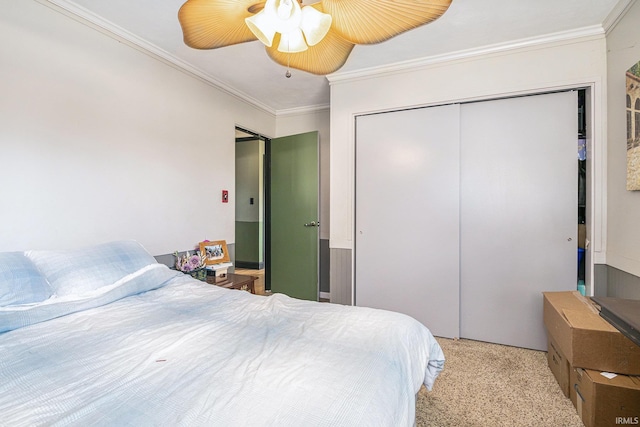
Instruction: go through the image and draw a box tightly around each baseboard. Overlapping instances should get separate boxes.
[235,261,264,270]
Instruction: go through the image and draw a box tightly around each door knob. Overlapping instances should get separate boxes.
[304,221,319,227]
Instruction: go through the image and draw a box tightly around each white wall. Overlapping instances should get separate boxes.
[328,33,608,262]
[606,0,640,277]
[276,108,330,240]
[235,140,263,223]
[0,1,275,255]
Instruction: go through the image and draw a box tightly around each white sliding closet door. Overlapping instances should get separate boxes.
[355,105,460,338]
[460,91,578,350]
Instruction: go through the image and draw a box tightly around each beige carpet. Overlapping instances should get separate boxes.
[416,338,583,427]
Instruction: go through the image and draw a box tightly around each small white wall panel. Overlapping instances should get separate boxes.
[459,91,578,350]
[355,105,460,338]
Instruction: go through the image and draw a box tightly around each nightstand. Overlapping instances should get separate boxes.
[208,273,256,294]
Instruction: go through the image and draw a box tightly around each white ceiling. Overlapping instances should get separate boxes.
[47,0,624,113]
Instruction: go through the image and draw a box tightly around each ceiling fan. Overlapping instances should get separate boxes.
[178,0,452,76]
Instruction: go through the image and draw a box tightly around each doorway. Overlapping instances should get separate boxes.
[234,127,320,300]
[235,127,267,290]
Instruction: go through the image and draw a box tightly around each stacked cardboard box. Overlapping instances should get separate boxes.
[570,368,640,427]
[543,291,640,427]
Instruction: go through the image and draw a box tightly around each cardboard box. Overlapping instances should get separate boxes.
[570,367,640,427]
[543,291,640,375]
[548,335,571,397]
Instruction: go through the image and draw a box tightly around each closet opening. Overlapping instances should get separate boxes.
[577,89,586,295]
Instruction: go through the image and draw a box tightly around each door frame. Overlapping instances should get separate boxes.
[264,135,271,291]
[235,126,271,289]
[235,127,321,295]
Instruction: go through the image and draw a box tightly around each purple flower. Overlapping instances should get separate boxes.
[189,255,201,267]
[181,263,193,272]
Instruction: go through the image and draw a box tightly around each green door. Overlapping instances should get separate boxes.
[269,131,319,301]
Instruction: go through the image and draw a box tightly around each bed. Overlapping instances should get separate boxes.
[0,240,445,426]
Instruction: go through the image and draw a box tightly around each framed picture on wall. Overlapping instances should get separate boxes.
[626,59,640,190]
[200,240,230,265]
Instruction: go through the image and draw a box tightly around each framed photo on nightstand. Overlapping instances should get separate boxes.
[200,240,230,265]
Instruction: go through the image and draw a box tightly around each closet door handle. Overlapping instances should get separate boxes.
[304,221,319,227]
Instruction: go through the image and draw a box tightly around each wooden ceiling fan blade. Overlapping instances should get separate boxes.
[321,0,452,45]
[178,0,259,49]
[266,28,354,75]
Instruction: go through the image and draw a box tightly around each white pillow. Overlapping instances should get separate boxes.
[26,240,157,297]
[0,252,52,306]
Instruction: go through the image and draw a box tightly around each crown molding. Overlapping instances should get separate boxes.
[328,25,606,84]
[34,0,621,115]
[36,0,277,116]
[602,0,636,34]
[276,104,330,117]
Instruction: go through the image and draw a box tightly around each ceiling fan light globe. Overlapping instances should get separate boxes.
[245,11,277,47]
[276,0,294,20]
[277,28,308,53]
[300,6,332,46]
[271,0,303,34]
